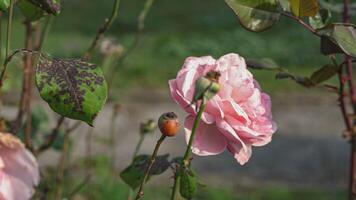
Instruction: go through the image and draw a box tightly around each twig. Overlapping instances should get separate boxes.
[0,0,15,88]
[35,116,65,155]
[135,135,166,200]
[108,0,156,85]
[84,0,121,59]
[35,15,53,51]
[67,175,91,200]
[281,12,321,37]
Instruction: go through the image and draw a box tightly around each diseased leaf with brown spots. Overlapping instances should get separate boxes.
[35,56,107,126]
[28,0,60,15]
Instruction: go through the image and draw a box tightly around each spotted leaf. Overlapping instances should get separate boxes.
[35,56,108,126]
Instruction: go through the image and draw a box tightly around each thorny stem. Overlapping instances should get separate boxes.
[135,135,166,200]
[84,0,121,59]
[0,0,15,88]
[342,0,356,199]
[23,21,35,152]
[108,0,156,86]
[171,99,207,200]
[281,12,320,37]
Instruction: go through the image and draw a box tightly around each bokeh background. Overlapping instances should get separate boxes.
[2,0,354,199]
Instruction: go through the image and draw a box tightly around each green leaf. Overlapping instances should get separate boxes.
[0,0,10,11]
[120,154,170,189]
[35,56,108,126]
[225,0,280,32]
[27,0,60,15]
[319,24,356,57]
[179,167,197,199]
[18,0,45,22]
[310,64,338,84]
[246,58,280,70]
[309,9,331,30]
[290,0,319,18]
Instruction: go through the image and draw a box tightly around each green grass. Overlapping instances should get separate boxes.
[2,0,345,94]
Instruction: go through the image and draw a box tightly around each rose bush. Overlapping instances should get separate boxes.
[169,53,277,165]
[0,133,39,200]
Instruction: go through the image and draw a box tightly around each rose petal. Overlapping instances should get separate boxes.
[227,142,252,165]
[0,171,35,200]
[0,149,39,186]
[184,115,227,156]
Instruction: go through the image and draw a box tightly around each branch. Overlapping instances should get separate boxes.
[107,0,156,85]
[84,0,121,59]
[35,116,65,155]
[281,12,320,37]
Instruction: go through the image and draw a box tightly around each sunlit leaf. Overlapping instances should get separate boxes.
[35,56,108,125]
[120,154,171,189]
[18,0,45,22]
[309,8,331,30]
[0,0,10,11]
[290,0,319,18]
[310,64,338,84]
[319,24,356,57]
[225,0,280,32]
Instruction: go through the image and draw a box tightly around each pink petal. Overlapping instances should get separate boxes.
[0,149,39,187]
[0,171,35,200]
[169,79,196,114]
[227,142,252,165]
[217,53,247,71]
[184,115,227,156]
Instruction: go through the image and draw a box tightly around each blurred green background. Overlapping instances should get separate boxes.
[7,0,346,94]
[5,0,351,199]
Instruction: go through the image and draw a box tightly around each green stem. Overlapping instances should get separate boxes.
[0,0,15,87]
[132,135,145,160]
[182,99,206,166]
[170,99,206,200]
[135,135,166,200]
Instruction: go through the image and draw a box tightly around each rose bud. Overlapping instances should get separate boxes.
[140,119,157,135]
[193,70,221,103]
[158,112,179,137]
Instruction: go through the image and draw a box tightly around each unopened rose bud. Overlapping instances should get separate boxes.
[140,119,157,135]
[158,112,179,137]
[193,70,221,102]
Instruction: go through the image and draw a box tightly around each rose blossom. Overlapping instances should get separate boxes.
[169,53,277,165]
[0,133,40,200]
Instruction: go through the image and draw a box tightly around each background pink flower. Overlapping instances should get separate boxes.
[169,53,277,165]
[0,133,40,200]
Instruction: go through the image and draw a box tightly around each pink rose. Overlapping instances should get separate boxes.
[169,53,277,165]
[0,133,40,200]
